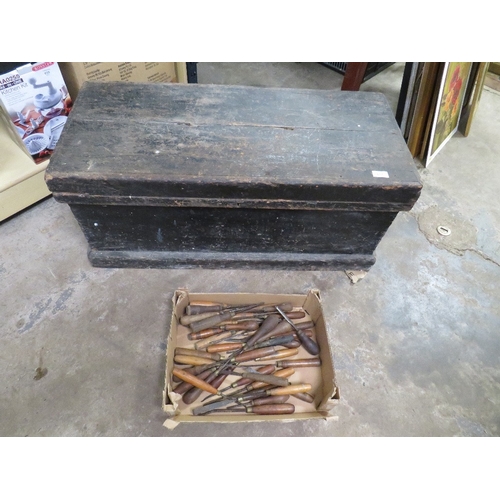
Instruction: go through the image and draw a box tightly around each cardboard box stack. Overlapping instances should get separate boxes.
[59,62,188,99]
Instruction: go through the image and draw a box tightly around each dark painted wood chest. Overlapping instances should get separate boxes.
[45,82,422,270]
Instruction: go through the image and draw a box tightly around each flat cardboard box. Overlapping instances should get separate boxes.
[59,62,188,99]
[163,289,339,428]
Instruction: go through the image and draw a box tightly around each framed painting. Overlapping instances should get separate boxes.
[458,62,489,137]
[424,62,472,166]
[407,62,441,158]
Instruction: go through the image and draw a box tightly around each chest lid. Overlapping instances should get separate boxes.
[46,82,422,210]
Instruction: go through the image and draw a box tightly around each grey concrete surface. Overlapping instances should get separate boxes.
[1,63,499,437]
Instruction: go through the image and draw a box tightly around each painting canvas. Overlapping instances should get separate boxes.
[425,62,472,166]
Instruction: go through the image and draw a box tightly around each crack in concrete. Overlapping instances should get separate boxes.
[467,248,500,268]
[409,210,500,268]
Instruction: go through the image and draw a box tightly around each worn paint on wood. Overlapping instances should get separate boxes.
[46,82,422,270]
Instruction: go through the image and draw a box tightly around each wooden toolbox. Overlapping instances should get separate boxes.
[45,82,422,270]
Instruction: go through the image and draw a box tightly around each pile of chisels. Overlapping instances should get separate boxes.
[171,300,322,417]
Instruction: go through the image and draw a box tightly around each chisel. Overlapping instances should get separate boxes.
[206,403,295,415]
[185,302,231,315]
[256,320,315,345]
[202,367,295,403]
[174,355,216,366]
[276,307,320,356]
[195,331,241,350]
[291,392,315,403]
[183,368,233,405]
[276,358,322,368]
[236,384,313,403]
[173,367,217,395]
[172,368,220,396]
[174,347,221,362]
[193,385,310,415]
[257,348,299,361]
[230,367,296,395]
[189,303,264,333]
[217,365,276,394]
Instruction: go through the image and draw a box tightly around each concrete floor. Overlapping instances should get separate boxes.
[1,63,499,437]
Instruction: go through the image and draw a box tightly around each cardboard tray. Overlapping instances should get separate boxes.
[163,289,339,428]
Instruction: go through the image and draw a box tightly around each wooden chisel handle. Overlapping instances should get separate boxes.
[183,370,229,404]
[277,358,321,368]
[188,328,224,341]
[267,384,312,396]
[282,340,301,349]
[180,311,220,326]
[245,367,295,391]
[186,304,225,315]
[291,392,315,403]
[252,302,293,313]
[248,404,295,415]
[250,395,290,406]
[237,371,289,387]
[258,321,315,344]
[173,368,219,395]
[189,304,263,333]
[174,347,221,361]
[224,365,276,390]
[174,355,215,366]
[234,346,278,363]
[195,331,237,349]
[257,348,299,361]
[172,362,219,383]
[275,307,320,356]
[295,329,320,356]
[207,342,244,353]
[173,368,215,395]
[189,301,227,307]
[219,320,261,330]
[245,314,282,348]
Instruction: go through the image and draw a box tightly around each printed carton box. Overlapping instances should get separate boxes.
[0,62,72,164]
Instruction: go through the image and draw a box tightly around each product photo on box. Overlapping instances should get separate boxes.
[0,62,72,164]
